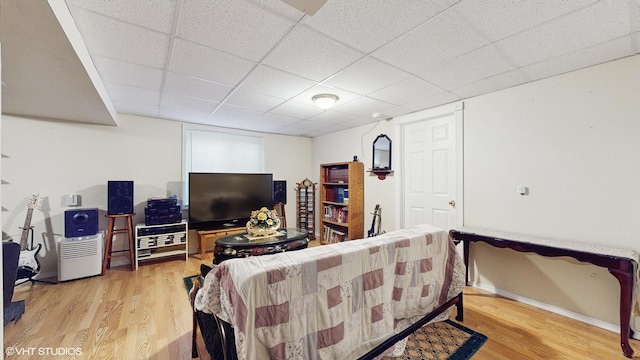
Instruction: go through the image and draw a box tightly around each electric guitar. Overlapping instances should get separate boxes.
[16,194,42,283]
[367,204,381,237]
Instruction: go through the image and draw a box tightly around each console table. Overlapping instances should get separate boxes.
[197,227,245,259]
[449,226,638,358]
[214,228,309,264]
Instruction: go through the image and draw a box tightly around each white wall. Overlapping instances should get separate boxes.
[1,42,4,349]
[312,120,397,235]
[463,54,640,326]
[1,114,312,277]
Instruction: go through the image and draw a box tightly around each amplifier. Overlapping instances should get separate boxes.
[145,205,181,215]
[136,223,186,237]
[147,195,178,208]
[145,213,182,226]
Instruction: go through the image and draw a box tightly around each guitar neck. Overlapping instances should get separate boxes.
[368,205,379,236]
[19,209,34,250]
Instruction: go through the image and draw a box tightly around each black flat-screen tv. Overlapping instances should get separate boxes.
[188,172,274,230]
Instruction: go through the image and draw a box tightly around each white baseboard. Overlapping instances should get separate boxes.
[470,282,619,334]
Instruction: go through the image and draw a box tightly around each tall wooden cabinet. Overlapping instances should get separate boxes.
[295,178,316,240]
[320,161,364,244]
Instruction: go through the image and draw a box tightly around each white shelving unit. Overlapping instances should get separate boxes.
[135,221,188,269]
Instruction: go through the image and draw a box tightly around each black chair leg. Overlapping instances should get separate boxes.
[192,310,199,358]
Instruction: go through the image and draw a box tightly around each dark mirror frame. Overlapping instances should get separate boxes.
[371,134,392,180]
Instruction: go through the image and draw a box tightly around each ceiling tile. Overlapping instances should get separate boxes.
[225,88,285,111]
[107,82,160,106]
[67,0,177,33]
[340,115,379,129]
[93,56,164,90]
[269,101,324,119]
[246,0,306,21]
[243,121,288,133]
[455,0,599,42]
[495,0,631,67]
[307,110,356,124]
[450,70,528,99]
[160,93,219,114]
[113,100,159,118]
[520,35,635,81]
[177,0,295,62]
[158,107,211,123]
[303,0,447,53]
[324,57,410,95]
[400,92,461,112]
[372,10,487,73]
[252,112,300,127]
[169,39,257,87]
[207,104,264,126]
[333,96,394,116]
[164,72,232,102]
[264,26,364,81]
[305,123,349,137]
[417,45,515,90]
[283,119,328,132]
[274,127,310,137]
[239,65,316,99]
[71,8,170,69]
[368,77,442,105]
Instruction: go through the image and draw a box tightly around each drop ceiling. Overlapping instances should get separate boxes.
[1,0,639,137]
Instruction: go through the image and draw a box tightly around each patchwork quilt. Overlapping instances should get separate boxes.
[194,224,465,360]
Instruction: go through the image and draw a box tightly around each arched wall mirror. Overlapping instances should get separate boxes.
[371,134,392,180]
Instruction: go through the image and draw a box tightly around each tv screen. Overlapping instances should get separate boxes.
[188,172,274,230]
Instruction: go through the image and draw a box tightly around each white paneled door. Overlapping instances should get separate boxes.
[401,111,458,230]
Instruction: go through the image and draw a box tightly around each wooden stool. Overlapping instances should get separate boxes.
[102,213,135,275]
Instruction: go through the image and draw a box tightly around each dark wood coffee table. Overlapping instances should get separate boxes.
[213,228,309,264]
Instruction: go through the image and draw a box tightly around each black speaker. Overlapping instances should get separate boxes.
[108,180,134,215]
[65,208,99,238]
[273,180,286,204]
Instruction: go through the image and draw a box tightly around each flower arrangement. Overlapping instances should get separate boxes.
[248,207,280,230]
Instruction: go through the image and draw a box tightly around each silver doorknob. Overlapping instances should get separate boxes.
[449,200,456,207]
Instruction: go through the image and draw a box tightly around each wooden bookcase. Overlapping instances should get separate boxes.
[320,161,364,244]
[295,178,316,240]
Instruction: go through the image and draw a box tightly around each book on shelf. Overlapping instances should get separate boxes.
[324,187,349,203]
[325,188,335,201]
[323,225,346,243]
[326,167,348,183]
[323,205,348,223]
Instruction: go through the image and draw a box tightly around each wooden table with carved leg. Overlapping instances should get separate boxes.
[450,227,637,358]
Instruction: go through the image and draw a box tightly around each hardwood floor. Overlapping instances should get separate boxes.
[452,287,638,359]
[5,253,638,359]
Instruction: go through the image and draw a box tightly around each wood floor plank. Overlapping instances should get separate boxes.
[4,255,638,359]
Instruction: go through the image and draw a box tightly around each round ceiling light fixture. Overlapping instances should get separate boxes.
[312,94,339,110]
